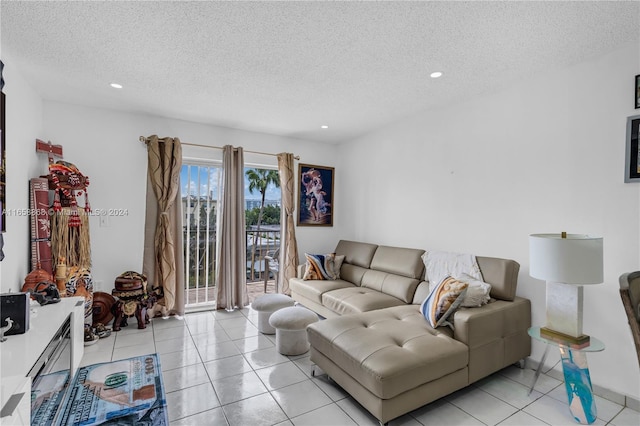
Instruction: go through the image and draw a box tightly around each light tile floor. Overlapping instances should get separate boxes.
[81,308,640,426]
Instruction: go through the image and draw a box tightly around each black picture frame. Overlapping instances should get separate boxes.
[625,115,640,183]
[297,163,334,226]
[636,75,640,109]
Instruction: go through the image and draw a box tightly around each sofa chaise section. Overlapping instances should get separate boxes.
[308,306,470,425]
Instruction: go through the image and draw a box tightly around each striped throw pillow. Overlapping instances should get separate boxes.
[420,276,468,329]
[302,253,345,280]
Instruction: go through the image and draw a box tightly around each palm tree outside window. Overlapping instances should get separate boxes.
[246,168,280,282]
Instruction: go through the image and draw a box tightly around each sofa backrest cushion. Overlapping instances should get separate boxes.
[357,245,425,303]
[339,264,369,286]
[335,240,378,268]
[476,256,520,301]
[360,270,420,303]
[369,245,426,279]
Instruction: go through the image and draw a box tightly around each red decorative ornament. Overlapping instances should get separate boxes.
[83,176,91,212]
[52,191,62,212]
[84,191,91,213]
[68,197,81,228]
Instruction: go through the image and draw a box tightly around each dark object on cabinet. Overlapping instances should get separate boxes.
[0,293,30,336]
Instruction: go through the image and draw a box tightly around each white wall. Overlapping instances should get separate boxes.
[0,53,47,293]
[337,42,640,399]
[42,102,343,291]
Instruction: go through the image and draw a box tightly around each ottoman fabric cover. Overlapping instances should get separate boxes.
[252,293,295,334]
[270,306,319,355]
[269,306,319,330]
[307,305,468,399]
[251,293,295,312]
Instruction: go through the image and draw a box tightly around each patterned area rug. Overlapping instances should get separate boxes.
[31,354,167,425]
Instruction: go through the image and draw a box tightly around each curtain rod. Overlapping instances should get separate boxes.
[139,136,300,160]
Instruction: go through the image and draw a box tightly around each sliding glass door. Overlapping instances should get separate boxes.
[182,163,219,308]
[181,162,281,310]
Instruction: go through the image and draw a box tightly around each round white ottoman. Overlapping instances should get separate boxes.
[251,293,295,334]
[269,306,319,356]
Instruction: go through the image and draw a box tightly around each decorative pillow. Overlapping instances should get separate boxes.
[429,273,492,308]
[458,273,492,308]
[302,253,345,280]
[420,276,468,328]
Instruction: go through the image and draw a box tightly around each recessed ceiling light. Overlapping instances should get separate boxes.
[321,125,329,129]
[430,72,443,78]
[110,83,123,89]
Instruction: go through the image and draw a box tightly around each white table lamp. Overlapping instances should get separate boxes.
[529,232,603,344]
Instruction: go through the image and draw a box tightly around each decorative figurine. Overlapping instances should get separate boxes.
[22,261,54,294]
[111,292,158,332]
[110,271,157,331]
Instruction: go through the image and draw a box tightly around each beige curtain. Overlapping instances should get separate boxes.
[142,135,185,316]
[216,145,248,310]
[277,153,299,295]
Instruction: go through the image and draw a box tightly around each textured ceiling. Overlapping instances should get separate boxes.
[2,1,639,144]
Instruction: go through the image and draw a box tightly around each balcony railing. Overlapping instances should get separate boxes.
[246,227,281,282]
[183,226,280,307]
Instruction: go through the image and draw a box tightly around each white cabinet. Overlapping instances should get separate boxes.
[69,297,84,377]
[0,376,30,425]
[0,297,85,423]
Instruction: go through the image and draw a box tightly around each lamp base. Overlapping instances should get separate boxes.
[541,326,591,346]
[545,281,586,339]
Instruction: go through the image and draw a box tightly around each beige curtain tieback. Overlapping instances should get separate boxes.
[160,212,169,216]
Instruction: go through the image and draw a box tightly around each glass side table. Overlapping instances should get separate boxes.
[528,327,605,425]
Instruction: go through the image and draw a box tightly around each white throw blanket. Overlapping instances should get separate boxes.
[422,250,483,284]
[422,251,491,307]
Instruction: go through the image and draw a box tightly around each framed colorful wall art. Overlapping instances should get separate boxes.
[297,164,334,226]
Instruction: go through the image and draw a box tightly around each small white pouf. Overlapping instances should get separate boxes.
[251,293,295,334]
[269,306,319,356]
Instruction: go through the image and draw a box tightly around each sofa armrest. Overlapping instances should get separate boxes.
[452,297,531,348]
[453,297,531,383]
[297,264,306,279]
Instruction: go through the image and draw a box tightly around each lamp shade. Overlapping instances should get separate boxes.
[529,233,603,284]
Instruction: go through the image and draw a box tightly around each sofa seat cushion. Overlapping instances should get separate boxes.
[307,305,468,400]
[322,287,406,315]
[289,277,354,304]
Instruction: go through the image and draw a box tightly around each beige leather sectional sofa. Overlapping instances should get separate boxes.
[289,240,531,425]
